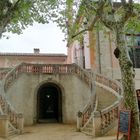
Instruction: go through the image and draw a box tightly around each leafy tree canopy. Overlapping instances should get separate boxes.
[69,0,140,39]
[0,0,67,37]
[0,0,140,39]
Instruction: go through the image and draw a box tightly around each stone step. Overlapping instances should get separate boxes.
[97,89,117,111]
[84,127,93,132]
[80,117,93,135]
[81,129,93,136]
[8,129,17,136]
[8,124,19,137]
[86,122,93,128]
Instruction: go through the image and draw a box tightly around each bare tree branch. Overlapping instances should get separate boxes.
[72,28,89,38]
[71,0,106,38]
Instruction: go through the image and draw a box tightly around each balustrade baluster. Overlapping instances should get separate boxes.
[49,65,52,73]
[101,114,105,130]
[67,65,70,73]
[42,66,45,73]
[63,65,66,73]
[108,112,111,125]
[64,65,66,73]
[45,65,48,73]
[110,110,114,122]
[104,114,107,128]
[44,65,47,73]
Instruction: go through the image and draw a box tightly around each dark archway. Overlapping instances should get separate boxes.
[37,83,62,123]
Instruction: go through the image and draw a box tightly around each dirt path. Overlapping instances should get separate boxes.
[0,124,116,140]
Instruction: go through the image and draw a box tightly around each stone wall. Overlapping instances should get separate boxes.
[5,73,91,125]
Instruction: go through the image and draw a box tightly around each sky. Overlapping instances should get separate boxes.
[0,22,67,54]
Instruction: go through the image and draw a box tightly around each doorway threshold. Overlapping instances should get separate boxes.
[38,119,58,123]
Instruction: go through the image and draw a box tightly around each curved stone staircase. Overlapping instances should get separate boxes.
[0,63,122,138]
[0,69,24,138]
[97,87,117,111]
[77,73,122,137]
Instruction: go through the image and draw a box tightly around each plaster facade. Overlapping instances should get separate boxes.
[5,73,92,125]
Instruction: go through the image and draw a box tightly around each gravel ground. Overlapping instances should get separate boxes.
[0,124,117,140]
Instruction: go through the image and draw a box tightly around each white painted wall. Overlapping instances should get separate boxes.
[84,32,91,69]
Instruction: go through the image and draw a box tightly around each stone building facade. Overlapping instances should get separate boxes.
[67,31,140,91]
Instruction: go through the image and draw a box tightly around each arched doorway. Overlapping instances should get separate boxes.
[37,83,62,123]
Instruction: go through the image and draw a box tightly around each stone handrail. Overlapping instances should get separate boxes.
[77,102,92,127]
[77,95,98,131]
[0,94,23,132]
[96,73,122,95]
[4,63,25,91]
[93,100,120,136]
[77,94,97,128]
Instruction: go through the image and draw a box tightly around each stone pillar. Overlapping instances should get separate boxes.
[76,111,83,131]
[17,113,24,134]
[93,111,102,137]
[0,115,8,138]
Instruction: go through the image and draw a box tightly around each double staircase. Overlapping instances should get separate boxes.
[0,63,122,138]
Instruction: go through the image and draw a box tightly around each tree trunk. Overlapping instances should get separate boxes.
[115,28,140,140]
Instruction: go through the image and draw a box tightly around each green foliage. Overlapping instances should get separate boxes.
[0,0,140,40]
[125,17,140,34]
[0,0,67,37]
[69,0,140,40]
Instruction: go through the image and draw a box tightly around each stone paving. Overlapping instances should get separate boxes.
[0,124,117,140]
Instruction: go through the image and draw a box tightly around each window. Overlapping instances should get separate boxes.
[126,34,140,68]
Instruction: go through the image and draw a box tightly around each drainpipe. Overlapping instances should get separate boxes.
[96,27,101,74]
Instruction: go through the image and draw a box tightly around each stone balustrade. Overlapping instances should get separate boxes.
[77,103,92,128]
[0,94,24,135]
[4,63,92,91]
[93,101,119,136]
[0,71,8,80]
[77,94,97,129]
[82,105,92,127]
[3,63,122,94]
[96,74,122,95]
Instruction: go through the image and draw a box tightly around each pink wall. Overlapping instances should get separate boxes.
[0,53,67,68]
